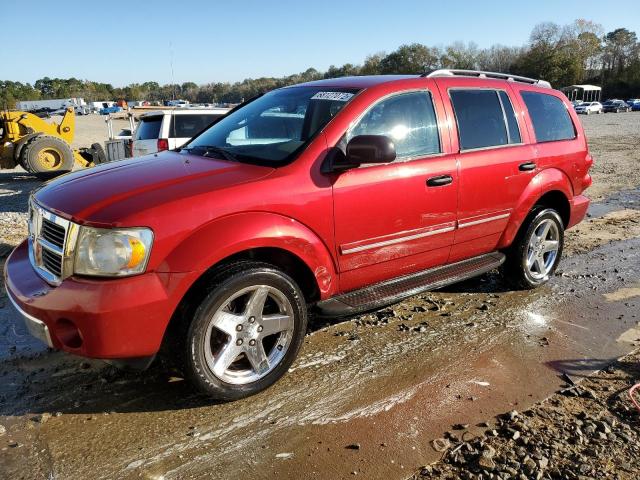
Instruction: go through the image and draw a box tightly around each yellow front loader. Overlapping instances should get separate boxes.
[0,107,105,178]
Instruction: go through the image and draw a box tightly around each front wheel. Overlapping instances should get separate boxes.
[502,208,564,289]
[182,261,307,400]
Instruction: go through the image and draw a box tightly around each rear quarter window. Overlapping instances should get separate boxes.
[135,117,162,140]
[521,92,576,143]
[170,114,222,138]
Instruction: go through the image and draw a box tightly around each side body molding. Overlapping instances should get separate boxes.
[497,168,573,249]
[157,212,339,299]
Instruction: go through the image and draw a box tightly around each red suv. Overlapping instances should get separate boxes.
[5,70,592,399]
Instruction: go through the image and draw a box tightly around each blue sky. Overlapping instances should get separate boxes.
[2,0,639,86]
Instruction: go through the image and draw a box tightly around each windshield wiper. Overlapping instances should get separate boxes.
[183,145,238,162]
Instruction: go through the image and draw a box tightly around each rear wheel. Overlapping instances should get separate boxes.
[502,208,564,289]
[181,261,307,400]
[20,135,74,178]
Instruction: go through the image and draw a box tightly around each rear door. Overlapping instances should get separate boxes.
[436,79,539,262]
[132,114,164,157]
[518,88,586,197]
[168,113,224,149]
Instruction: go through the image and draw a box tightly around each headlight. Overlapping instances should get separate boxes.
[74,226,153,277]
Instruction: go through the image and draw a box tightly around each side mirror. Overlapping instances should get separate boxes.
[346,135,396,165]
[322,135,396,173]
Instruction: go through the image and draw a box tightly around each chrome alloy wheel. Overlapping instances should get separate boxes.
[526,218,560,280]
[203,285,295,385]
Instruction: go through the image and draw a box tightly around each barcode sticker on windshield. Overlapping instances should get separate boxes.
[311,92,354,102]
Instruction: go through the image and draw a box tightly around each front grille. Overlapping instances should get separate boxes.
[28,201,71,284]
[41,218,66,249]
[41,247,63,277]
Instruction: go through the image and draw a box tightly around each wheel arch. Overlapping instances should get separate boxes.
[498,168,573,249]
[157,211,338,301]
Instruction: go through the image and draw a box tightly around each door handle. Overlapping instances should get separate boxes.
[426,174,453,187]
[519,162,536,171]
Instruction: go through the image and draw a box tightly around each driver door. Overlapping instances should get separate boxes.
[332,90,458,292]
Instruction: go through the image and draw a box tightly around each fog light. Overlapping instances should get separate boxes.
[55,318,83,349]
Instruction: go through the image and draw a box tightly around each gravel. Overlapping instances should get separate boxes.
[411,353,640,480]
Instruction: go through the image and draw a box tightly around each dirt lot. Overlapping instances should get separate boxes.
[0,112,639,479]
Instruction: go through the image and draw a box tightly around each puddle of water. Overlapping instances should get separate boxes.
[588,187,640,218]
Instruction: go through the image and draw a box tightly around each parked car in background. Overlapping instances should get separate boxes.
[131,107,230,157]
[5,70,593,399]
[166,99,190,108]
[74,105,91,115]
[99,105,122,115]
[631,101,640,111]
[574,101,602,115]
[626,98,640,106]
[602,99,631,113]
[90,101,116,113]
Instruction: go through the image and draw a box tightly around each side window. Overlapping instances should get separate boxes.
[498,91,521,144]
[170,114,220,138]
[349,91,440,158]
[521,91,576,143]
[450,89,513,150]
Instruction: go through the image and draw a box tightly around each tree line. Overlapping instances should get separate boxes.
[2,19,639,109]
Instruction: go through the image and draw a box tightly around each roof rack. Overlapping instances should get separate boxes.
[422,69,551,88]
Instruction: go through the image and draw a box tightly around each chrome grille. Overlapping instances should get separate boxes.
[41,218,66,249]
[41,247,63,277]
[28,200,76,285]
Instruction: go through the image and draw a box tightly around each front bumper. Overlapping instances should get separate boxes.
[7,292,53,347]
[4,240,195,359]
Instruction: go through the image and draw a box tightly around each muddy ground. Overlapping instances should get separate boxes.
[0,113,639,479]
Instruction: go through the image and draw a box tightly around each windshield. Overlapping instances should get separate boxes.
[184,86,359,164]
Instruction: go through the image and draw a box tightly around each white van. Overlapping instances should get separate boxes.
[131,108,230,157]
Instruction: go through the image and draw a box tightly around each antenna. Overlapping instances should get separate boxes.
[169,40,178,149]
[169,41,176,101]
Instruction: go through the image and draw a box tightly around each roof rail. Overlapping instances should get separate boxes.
[422,69,552,88]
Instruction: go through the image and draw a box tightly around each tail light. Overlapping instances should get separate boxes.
[157,138,169,152]
[579,153,593,190]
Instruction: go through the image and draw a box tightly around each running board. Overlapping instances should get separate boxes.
[317,252,505,316]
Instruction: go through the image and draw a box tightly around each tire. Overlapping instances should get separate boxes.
[20,135,74,178]
[90,142,108,164]
[502,208,564,290]
[180,261,307,400]
[13,133,40,169]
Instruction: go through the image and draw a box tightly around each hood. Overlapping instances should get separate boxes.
[35,151,275,225]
